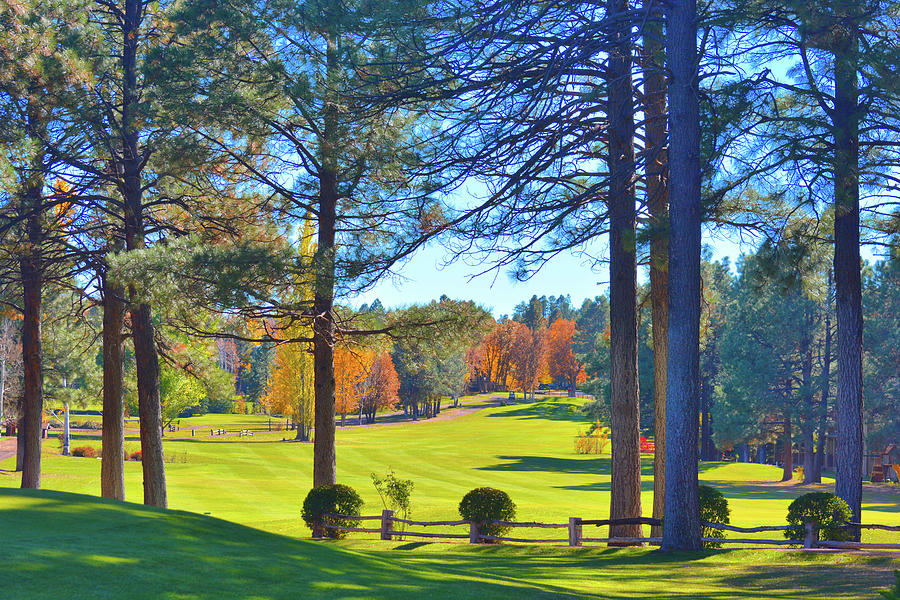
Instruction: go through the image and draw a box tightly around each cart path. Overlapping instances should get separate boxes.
[338,398,507,430]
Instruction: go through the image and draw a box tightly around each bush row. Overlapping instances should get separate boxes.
[301,484,853,546]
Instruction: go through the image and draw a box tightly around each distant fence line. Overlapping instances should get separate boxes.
[319,511,900,550]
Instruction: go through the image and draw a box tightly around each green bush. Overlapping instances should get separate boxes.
[301,484,363,539]
[458,487,516,542]
[699,485,730,548]
[785,492,852,542]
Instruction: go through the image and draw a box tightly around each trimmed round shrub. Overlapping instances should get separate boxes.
[785,492,852,542]
[301,484,363,539]
[458,487,516,542]
[699,485,730,548]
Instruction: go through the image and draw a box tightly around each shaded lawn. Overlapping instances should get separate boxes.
[1,488,895,600]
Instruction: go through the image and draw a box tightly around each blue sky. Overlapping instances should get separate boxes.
[351,226,749,317]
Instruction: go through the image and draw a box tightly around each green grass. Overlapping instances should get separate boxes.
[5,396,897,541]
[0,488,895,599]
[1,395,898,598]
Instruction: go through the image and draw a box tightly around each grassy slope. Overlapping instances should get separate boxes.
[1,488,896,600]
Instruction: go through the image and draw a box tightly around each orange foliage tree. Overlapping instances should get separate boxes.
[466,320,550,401]
[334,346,369,426]
[467,320,519,392]
[546,318,586,390]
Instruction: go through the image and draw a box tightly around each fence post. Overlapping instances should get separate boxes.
[469,522,480,544]
[804,520,819,549]
[312,521,325,539]
[381,509,394,541]
[568,517,582,547]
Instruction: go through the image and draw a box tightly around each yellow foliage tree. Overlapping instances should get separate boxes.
[262,221,316,440]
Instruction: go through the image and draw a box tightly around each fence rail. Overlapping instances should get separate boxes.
[318,511,899,550]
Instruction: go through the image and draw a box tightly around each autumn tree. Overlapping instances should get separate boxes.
[358,352,400,424]
[508,323,547,401]
[260,222,317,439]
[546,319,586,391]
[469,321,519,393]
[334,346,369,427]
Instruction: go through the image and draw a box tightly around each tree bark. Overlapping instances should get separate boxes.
[662,0,703,551]
[311,21,341,488]
[781,413,793,482]
[644,0,669,541]
[700,376,716,460]
[811,271,833,484]
[122,0,166,508]
[800,322,816,484]
[607,0,642,544]
[101,275,126,501]
[832,19,863,537]
[16,407,25,472]
[20,176,43,490]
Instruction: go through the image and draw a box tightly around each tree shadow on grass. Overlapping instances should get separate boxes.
[2,489,891,600]
[483,399,587,423]
[555,479,656,494]
[381,546,892,599]
[479,455,654,477]
[700,480,899,512]
[0,488,580,600]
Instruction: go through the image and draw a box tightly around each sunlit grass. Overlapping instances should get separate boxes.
[2,395,898,542]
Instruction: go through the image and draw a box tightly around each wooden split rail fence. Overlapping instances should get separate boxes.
[320,511,900,550]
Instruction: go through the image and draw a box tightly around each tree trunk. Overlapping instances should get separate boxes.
[20,178,43,490]
[101,276,126,501]
[832,20,863,536]
[122,0,166,508]
[662,0,703,552]
[16,409,25,472]
[781,413,793,482]
[700,377,716,460]
[802,429,816,484]
[1,339,7,443]
[606,0,642,545]
[800,322,816,485]
[311,23,341,488]
[643,0,669,541]
[740,443,750,463]
[811,271,833,484]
